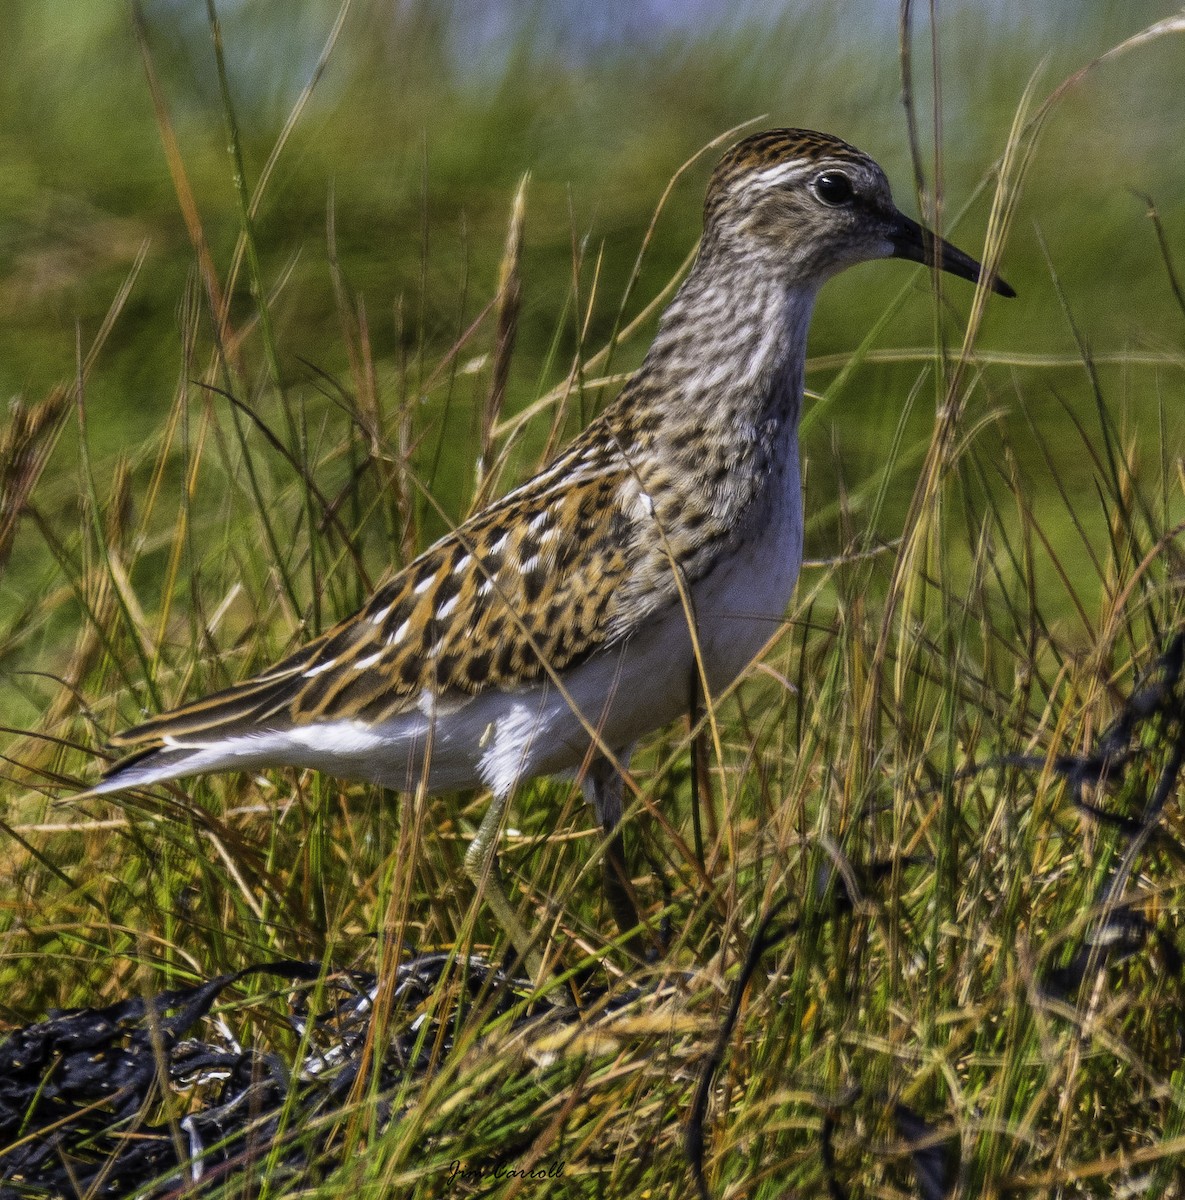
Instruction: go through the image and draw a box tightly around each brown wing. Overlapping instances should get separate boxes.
[106,437,651,756]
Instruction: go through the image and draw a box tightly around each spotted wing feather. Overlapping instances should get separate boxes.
[102,430,657,777]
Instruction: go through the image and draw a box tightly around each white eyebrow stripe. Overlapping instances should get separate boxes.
[746,162,814,188]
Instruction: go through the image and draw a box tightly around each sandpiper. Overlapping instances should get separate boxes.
[88,129,1012,974]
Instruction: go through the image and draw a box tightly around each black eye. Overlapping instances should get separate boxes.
[814,172,855,206]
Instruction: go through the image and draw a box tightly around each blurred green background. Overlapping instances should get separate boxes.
[1,0,1183,729]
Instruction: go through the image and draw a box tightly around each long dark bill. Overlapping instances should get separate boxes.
[888,210,1015,298]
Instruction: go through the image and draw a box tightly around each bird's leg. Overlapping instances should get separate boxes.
[464,790,544,981]
[583,751,654,958]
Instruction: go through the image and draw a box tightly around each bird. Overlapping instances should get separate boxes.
[86,129,1013,976]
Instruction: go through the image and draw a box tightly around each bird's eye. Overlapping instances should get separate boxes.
[814,172,855,206]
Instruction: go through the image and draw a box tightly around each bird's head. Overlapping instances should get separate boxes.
[703,128,1014,297]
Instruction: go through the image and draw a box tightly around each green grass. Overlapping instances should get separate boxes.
[3,3,1185,1197]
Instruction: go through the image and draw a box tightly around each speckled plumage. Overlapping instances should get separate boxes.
[88,129,1011,964]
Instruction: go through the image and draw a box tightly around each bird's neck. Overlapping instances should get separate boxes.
[609,252,818,490]
[647,254,817,434]
[587,254,818,574]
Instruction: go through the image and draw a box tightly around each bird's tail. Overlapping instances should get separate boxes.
[86,666,310,796]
